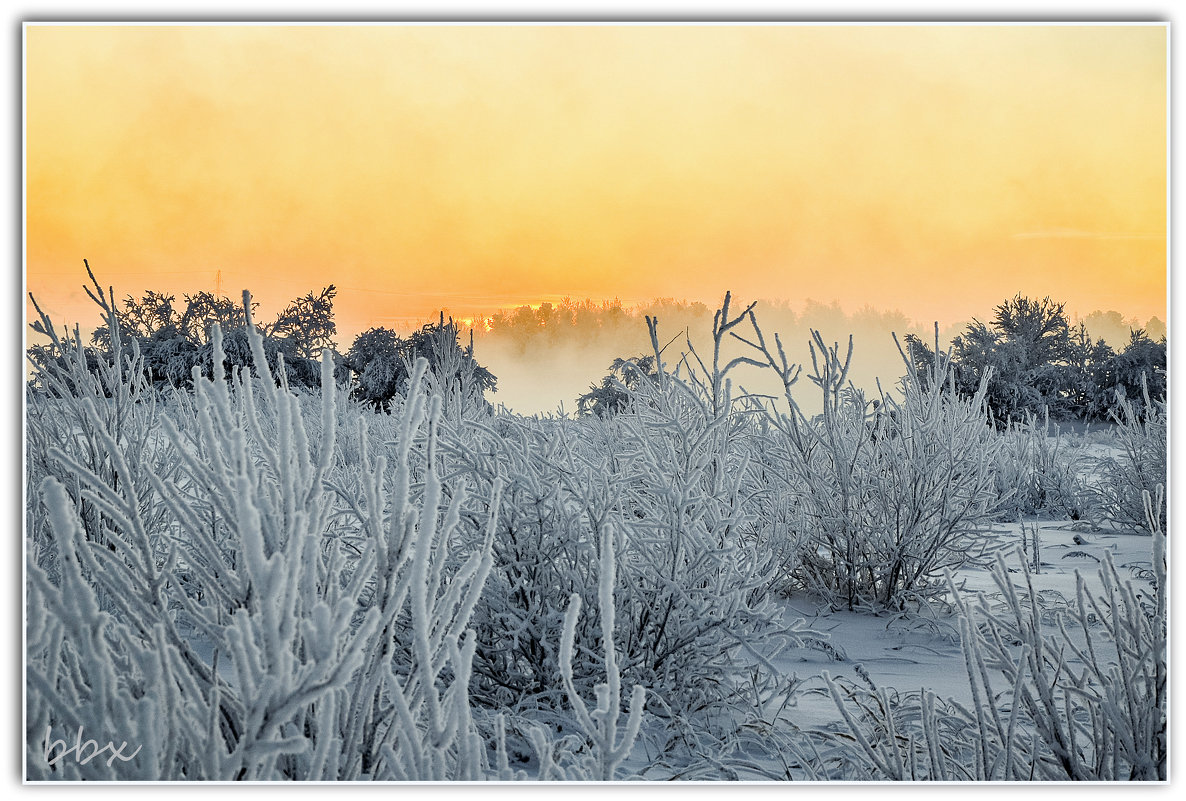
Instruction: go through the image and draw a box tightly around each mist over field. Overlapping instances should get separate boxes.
[390,295,1165,417]
[470,298,938,415]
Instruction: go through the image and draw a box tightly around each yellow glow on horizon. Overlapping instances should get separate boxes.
[26,24,1167,338]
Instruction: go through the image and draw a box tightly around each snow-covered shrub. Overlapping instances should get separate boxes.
[1092,379,1166,533]
[825,488,1166,780]
[576,355,659,418]
[441,402,783,719]
[601,318,783,703]
[399,315,496,421]
[212,324,326,390]
[588,301,826,775]
[746,323,1003,611]
[26,265,174,571]
[27,291,500,780]
[427,411,591,712]
[992,409,1093,521]
[485,536,652,783]
[432,297,796,760]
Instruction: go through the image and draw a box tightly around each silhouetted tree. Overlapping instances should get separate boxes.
[267,285,338,359]
[950,295,1076,423]
[920,294,1164,425]
[1108,330,1167,417]
[345,314,496,412]
[70,274,332,392]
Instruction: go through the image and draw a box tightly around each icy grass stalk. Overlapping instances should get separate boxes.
[325,360,501,781]
[558,521,646,781]
[26,261,168,582]
[25,266,217,779]
[955,496,1165,780]
[27,475,218,780]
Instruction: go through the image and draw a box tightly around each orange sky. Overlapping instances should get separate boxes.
[25,24,1167,340]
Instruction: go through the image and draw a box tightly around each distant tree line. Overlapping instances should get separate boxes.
[474,297,714,353]
[29,270,1162,428]
[902,294,1165,425]
[27,267,495,414]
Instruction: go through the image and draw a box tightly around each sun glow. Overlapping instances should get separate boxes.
[25,24,1166,346]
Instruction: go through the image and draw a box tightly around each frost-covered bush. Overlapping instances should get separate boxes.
[992,409,1093,521]
[433,412,605,711]
[439,393,784,719]
[26,267,175,582]
[26,290,500,780]
[1091,379,1166,533]
[429,297,800,771]
[600,332,785,711]
[489,527,647,782]
[825,488,1166,780]
[576,355,659,418]
[746,322,1003,611]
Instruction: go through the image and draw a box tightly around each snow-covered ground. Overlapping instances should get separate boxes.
[752,519,1159,768]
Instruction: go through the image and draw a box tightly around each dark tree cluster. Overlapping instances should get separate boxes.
[345,313,496,412]
[49,284,341,391]
[903,294,1165,425]
[28,268,496,413]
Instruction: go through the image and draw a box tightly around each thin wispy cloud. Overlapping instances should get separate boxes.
[1011,228,1164,241]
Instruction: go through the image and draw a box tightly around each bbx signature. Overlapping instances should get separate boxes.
[43,725,142,768]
